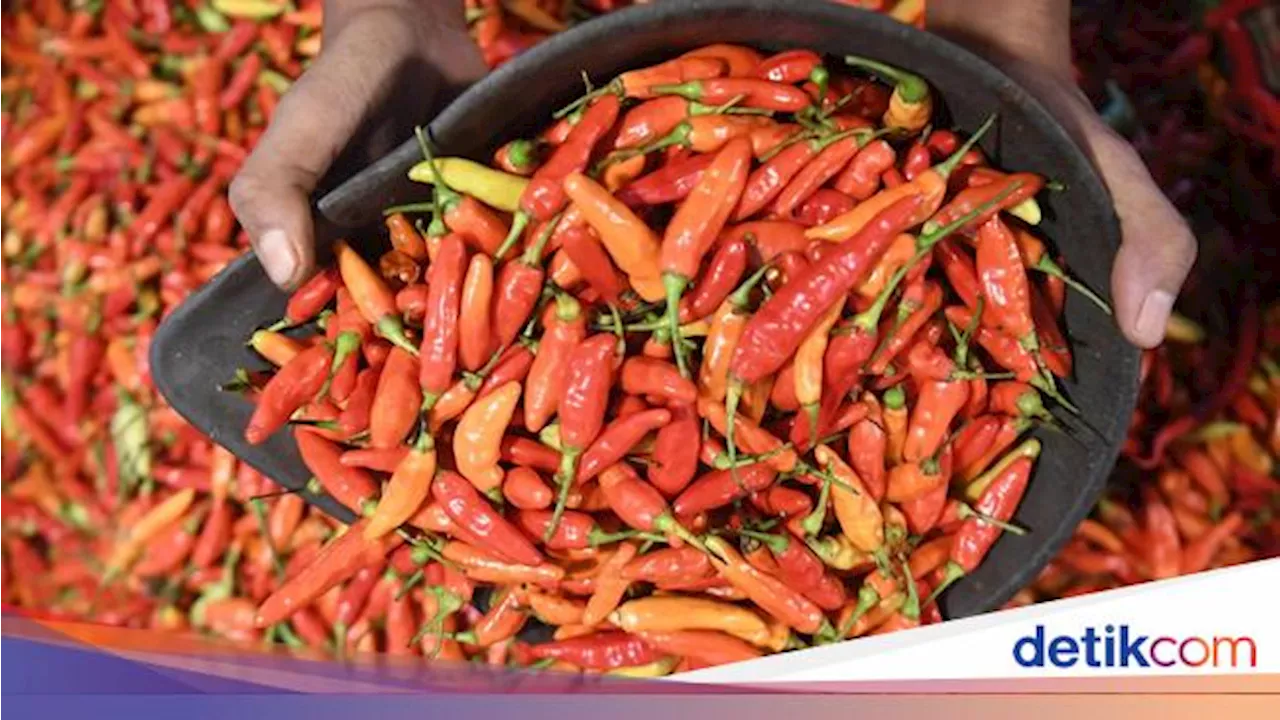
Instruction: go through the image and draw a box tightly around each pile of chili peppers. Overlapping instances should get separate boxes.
[465,1,925,68]
[1009,305,1280,606]
[1,0,1276,678]
[220,36,1115,673]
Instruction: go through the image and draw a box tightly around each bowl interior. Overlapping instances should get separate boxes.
[152,0,1137,618]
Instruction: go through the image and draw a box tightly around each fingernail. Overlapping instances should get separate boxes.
[258,229,298,286]
[1136,290,1174,345]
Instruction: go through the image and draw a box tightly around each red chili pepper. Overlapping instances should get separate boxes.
[619,56,727,98]
[619,356,697,407]
[616,153,715,207]
[549,333,618,521]
[933,173,1044,231]
[475,344,534,399]
[653,78,811,112]
[518,94,621,226]
[673,463,777,516]
[945,305,1040,382]
[63,330,105,423]
[502,467,553,510]
[340,446,408,474]
[773,131,871,218]
[255,519,395,628]
[660,137,753,375]
[951,456,1033,575]
[529,631,660,670]
[903,379,970,462]
[219,53,263,111]
[902,140,932,180]
[190,498,234,570]
[730,194,924,385]
[832,139,895,200]
[557,224,629,306]
[576,408,671,483]
[846,418,888,501]
[680,235,747,322]
[418,234,468,406]
[644,404,700,497]
[434,471,543,566]
[336,368,380,437]
[795,189,856,228]
[132,174,194,246]
[976,216,1037,348]
[244,344,333,444]
[501,436,562,474]
[295,431,378,513]
[282,268,340,327]
[369,347,421,450]
[754,49,823,84]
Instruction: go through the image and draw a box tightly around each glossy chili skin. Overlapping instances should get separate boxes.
[577,408,672,483]
[619,356,697,406]
[419,233,468,400]
[558,334,619,453]
[903,378,970,462]
[615,153,715,207]
[951,457,1033,572]
[244,344,332,444]
[529,631,660,669]
[295,430,379,513]
[731,194,925,383]
[520,94,621,221]
[673,464,777,516]
[522,304,587,425]
[680,236,748,322]
[662,137,753,281]
[622,546,713,584]
[975,216,1035,342]
[432,471,544,567]
[598,463,675,534]
[647,405,701,496]
[497,436,562,475]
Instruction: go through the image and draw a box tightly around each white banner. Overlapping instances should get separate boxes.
[676,559,1279,683]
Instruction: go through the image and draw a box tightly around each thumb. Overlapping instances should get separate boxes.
[998,68,1197,349]
[229,18,436,289]
[1083,118,1197,348]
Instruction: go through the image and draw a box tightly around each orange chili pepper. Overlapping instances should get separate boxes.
[581,540,638,627]
[454,381,522,494]
[334,240,417,355]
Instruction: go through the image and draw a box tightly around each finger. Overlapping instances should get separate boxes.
[229,12,436,289]
[1087,123,1197,348]
[1011,74,1197,350]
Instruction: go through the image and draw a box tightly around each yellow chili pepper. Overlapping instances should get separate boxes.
[453,381,521,494]
[212,0,287,20]
[408,157,528,213]
[606,655,679,678]
[1008,197,1042,225]
[1228,428,1273,476]
[1165,312,1206,344]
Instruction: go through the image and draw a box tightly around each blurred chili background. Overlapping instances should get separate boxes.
[1,0,1277,651]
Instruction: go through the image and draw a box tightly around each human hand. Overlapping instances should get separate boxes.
[230,0,486,290]
[929,0,1196,348]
